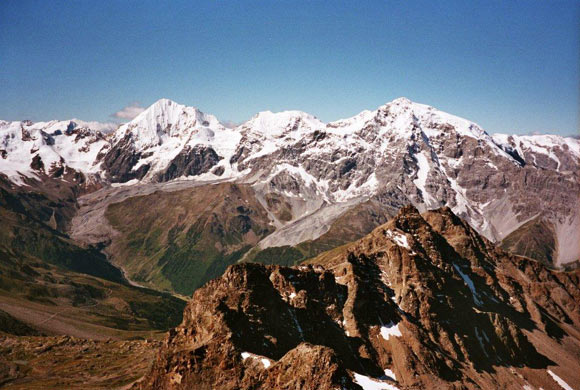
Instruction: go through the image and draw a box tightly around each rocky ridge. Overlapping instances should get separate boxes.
[134,206,580,390]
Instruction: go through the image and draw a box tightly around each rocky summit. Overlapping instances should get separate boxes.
[134,206,580,390]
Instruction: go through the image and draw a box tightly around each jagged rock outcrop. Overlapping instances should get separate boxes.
[136,206,580,390]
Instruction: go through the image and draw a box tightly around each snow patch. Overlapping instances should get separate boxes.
[453,264,483,306]
[261,358,271,369]
[385,230,411,250]
[547,370,575,390]
[380,322,402,341]
[240,352,273,369]
[383,369,397,381]
[353,372,400,390]
[412,151,437,207]
[111,179,139,187]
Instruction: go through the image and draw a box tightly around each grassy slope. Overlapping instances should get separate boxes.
[105,183,274,295]
[0,335,161,389]
[0,176,186,339]
[0,242,186,339]
[500,216,557,265]
[0,175,125,283]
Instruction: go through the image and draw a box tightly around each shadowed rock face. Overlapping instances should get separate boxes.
[135,206,580,390]
[156,145,221,182]
[101,135,222,184]
[101,133,151,183]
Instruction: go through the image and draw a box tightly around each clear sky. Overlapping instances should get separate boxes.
[0,0,578,136]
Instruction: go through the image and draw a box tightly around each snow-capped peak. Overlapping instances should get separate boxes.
[325,97,491,146]
[102,99,242,183]
[113,99,225,150]
[382,98,488,137]
[0,118,110,183]
[240,110,324,138]
[390,96,413,105]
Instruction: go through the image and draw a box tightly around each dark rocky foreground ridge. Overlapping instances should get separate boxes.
[134,206,580,390]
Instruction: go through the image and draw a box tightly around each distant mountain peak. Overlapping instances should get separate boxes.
[389,96,413,105]
[113,99,224,149]
[242,110,324,137]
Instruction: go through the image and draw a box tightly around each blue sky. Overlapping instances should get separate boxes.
[0,1,578,136]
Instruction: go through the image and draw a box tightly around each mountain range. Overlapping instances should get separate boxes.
[1,98,578,293]
[0,98,579,389]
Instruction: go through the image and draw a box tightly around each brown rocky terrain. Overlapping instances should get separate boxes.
[0,334,161,389]
[135,206,580,390]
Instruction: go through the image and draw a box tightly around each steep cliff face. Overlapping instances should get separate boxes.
[135,207,580,390]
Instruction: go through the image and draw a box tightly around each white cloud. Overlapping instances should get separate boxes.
[111,102,145,120]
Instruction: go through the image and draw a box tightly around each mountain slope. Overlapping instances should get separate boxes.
[0,176,185,339]
[0,119,113,187]
[104,182,274,295]
[500,216,558,264]
[0,176,124,282]
[135,206,580,390]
